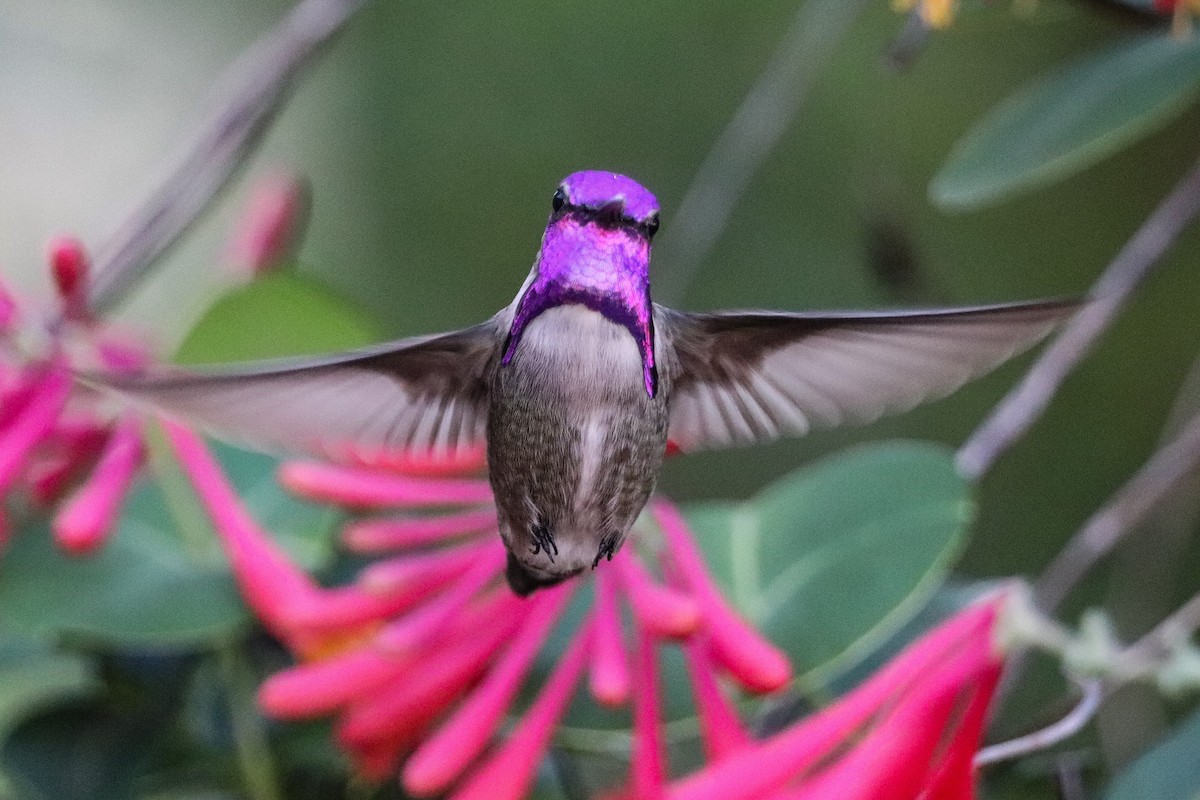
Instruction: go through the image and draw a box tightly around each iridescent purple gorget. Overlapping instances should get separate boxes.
[502,171,661,397]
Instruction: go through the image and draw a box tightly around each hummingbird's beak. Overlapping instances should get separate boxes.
[593,198,625,226]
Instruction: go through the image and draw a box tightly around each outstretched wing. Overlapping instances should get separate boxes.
[658,299,1075,453]
[90,318,503,461]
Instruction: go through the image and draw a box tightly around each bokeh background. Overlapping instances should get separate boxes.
[1,1,1198,797]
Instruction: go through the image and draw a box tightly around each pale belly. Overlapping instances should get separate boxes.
[486,305,670,590]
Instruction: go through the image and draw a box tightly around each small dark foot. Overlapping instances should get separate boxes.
[529,519,558,562]
[591,533,619,569]
[505,551,579,597]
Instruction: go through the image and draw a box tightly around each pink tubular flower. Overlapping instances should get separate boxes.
[666,593,1007,800]
[0,244,150,555]
[154,428,800,795]
[0,171,318,558]
[223,172,311,276]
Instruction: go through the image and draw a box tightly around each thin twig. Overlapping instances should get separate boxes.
[1034,409,1200,613]
[957,154,1200,481]
[653,0,870,305]
[975,679,1103,767]
[82,0,365,317]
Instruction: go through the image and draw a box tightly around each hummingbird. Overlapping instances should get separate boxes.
[99,171,1073,595]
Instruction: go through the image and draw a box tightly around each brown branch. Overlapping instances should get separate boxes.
[957,153,1200,481]
[1120,587,1200,670]
[83,0,366,317]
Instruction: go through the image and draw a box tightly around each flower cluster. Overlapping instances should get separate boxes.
[161,416,1010,799]
[166,430,792,796]
[0,238,147,555]
[0,172,308,557]
[667,593,1005,799]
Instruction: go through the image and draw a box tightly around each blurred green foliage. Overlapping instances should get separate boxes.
[1,0,1200,798]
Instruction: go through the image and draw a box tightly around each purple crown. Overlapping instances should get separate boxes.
[560,171,659,223]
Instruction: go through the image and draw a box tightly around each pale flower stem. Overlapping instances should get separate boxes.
[974,679,1102,767]
[218,644,284,800]
[654,0,871,305]
[82,0,365,318]
[957,153,1200,481]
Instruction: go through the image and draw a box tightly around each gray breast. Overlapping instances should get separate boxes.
[486,305,670,586]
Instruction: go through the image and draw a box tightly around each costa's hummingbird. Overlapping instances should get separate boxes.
[100,171,1072,595]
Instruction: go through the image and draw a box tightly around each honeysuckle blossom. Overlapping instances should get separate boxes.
[158,424,795,796]
[0,238,149,555]
[0,172,309,557]
[159,418,1014,799]
[667,592,1006,800]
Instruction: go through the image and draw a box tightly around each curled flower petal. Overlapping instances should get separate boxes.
[280,460,493,508]
[652,501,791,692]
[342,507,498,552]
[53,417,143,554]
[590,568,631,706]
[403,584,574,797]
[447,621,592,800]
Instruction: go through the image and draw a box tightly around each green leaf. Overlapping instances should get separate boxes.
[685,440,971,685]
[2,699,159,800]
[1106,709,1200,800]
[0,442,338,648]
[931,33,1200,211]
[0,637,94,736]
[175,271,382,364]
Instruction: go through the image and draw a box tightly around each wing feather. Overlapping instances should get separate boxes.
[88,318,502,462]
[658,300,1075,453]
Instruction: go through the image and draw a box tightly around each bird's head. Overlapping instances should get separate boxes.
[505,171,662,396]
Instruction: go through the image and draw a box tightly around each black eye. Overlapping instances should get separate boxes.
[552,188,566,212]
[645,213,660,238]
